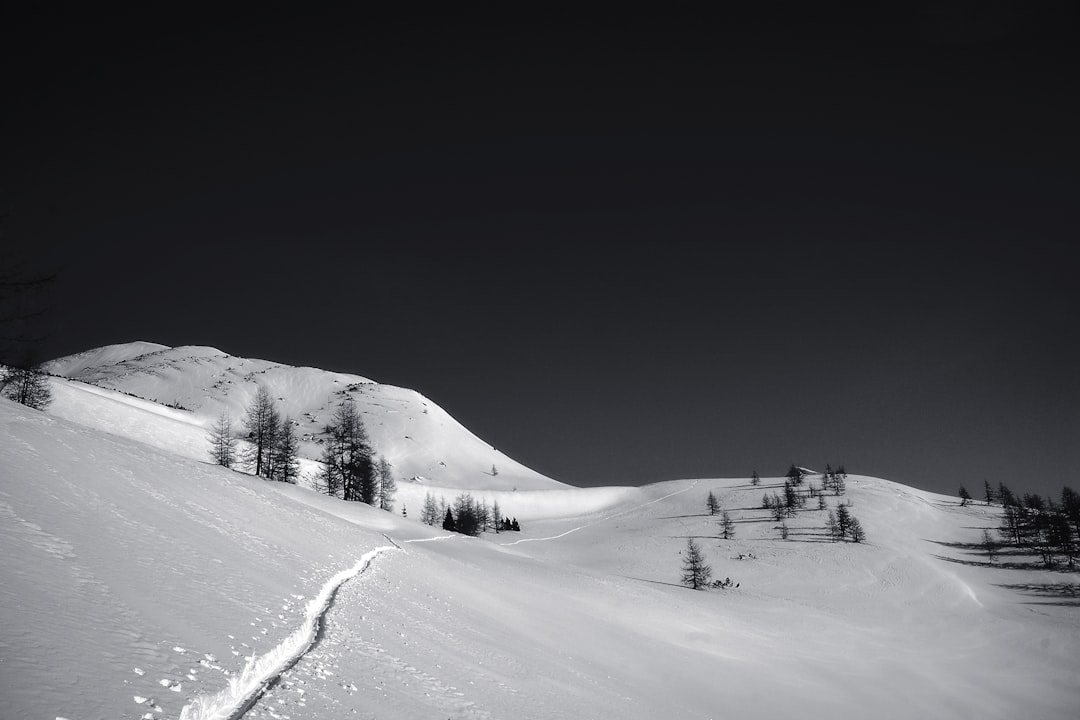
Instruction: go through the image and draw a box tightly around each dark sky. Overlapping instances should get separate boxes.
[3,4,1077,499]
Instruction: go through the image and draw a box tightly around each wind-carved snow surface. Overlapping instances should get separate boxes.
[179,546,396,720]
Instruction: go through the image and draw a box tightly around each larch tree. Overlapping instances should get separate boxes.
[243,385,280,478]
[375,456,396,511]
[720,510,735,540]
[0,362,52,410]
[706,491,721,515]
[959,485,972,506]
[849,517,866,543]
[751,469,761,486]
[982,529,998,563]
[272,418,301,483]
[318,397,374,502]
[681,538,712,590]
[421,493,440,525]
[207,410,237,468]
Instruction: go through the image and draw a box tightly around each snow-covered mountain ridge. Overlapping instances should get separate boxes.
[43,342,564,494]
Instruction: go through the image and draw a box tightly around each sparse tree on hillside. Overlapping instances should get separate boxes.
[780,521,789,540]
[984,480,996,506]
[271,418,300,483]
[751,470,761,486]
[0,361,52,410]
[998,482,1016,508]
[421,493,440,526]
[492,499,503,533]
[318,398,374,502]
[706,491,721,515]
[1062,486,1080,539]
[453,493,482,536]
[849,517,865,543]
[835,504,852,540]
[375,456,396,511]
[818,493,827,511]
[787,464,803,485]
[681,538,712,590]
[982,529,998,563]
[826,511,839,542]
[491,464,498,476]
[719,510,735,540]
[999,505,1025,547]
[243,385,280,478]
[208,410,237,468]
[959,485,972,507]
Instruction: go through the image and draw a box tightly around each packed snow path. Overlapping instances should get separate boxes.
[178,546,396,720]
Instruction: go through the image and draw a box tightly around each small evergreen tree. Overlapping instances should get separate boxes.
[849,517,865,543]
[835,504,852,540]
[959,485,972,506]
[751,469,761,486]
[818,493,827,511]
[720,510,735,540]
[442,507,456,532]
[681,538,712,590]
[984,480,996,506]
[706,491,721,515]
[826,511,839,541]
[492,499,503,533]
[780,521,789,540]
[786,464,803,485]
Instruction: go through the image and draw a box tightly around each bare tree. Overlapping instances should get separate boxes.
[243,385,280,478]
[982,529,998,563]
[207,410,237,468]
[421,493,440,525]
[375,456,396,511]
[272,418,301,483]
[0,362,52,410]
[319,397,374,502]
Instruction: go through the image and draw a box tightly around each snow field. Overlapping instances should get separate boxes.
[3,342,1077,719]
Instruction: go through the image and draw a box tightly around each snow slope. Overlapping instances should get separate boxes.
[3,346,1078,719]
[43,343,564,493]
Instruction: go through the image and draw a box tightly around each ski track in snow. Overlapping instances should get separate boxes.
[177,546,396,720]
[499,480,698,546]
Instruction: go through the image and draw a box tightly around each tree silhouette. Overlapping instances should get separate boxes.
[681,538,712,590]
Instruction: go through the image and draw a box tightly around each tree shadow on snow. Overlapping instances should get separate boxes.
[620,575,690,590]
[994,582,1080,607]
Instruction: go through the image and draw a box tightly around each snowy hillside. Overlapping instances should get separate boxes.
[43,343,564,494]
[3,345,1078,719]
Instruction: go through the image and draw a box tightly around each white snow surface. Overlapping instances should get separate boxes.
[2,344,1077,719]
